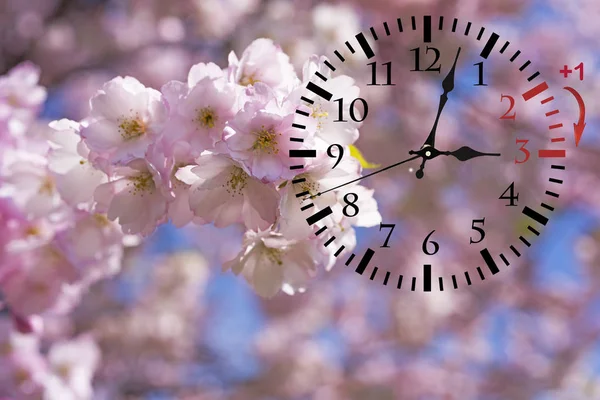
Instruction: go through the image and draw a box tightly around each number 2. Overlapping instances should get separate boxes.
[500,94,516,120]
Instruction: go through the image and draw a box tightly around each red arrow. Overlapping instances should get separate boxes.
[563,86,586,146]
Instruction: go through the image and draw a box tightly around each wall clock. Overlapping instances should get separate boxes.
[289,15,570,292]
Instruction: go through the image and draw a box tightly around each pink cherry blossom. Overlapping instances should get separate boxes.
[279,155,361,240]
[47,119,107,207]
[224,230,329,297]
[0,243,79,317]
[81,76,168,165]
[0,62,47,115]
[179,153,279,230]
[45,335,100,400]
[1,150,63,219]
[163,63,240,154]
[290,56,361,146]
[93,158,168,236]
[224,86,308,182]
[227,38,298,94]
[54,210,124,283]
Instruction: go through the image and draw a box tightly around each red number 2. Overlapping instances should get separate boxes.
[500,94,516,120]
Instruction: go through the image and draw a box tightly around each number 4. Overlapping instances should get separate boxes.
[379,223,396,248]
[500,182,519,207]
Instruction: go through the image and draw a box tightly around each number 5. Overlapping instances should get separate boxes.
[470,218,486,244]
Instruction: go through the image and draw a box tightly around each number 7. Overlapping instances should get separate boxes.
[379,223,396,248]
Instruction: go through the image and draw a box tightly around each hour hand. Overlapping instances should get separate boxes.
[442,146,501,162]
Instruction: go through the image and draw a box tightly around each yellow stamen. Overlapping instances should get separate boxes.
[118,114,146,140]
[128,172,155,196]
[252,126,280,154]
[240,73,260,86]
[93,214,110,227]
[223,166,248,196]
[195,107,217,129]
[38,176,55,195]
[264,246,283,266]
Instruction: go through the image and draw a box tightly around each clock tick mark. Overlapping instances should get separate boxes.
[369,267,379,280]
[541,203,555,212]
[549,178,563,184]
[523,206,549,226]
[345,41,355,53]
[397,17,403,32]
[519,236,531,247]
[523,81,549,101]
[411,16,417,30]
[383,22,390,36]
[315,226,327,236]
[480,32,499,59]
[541,96,554,104]
[528,71,541,81]
[370,27,379,41]
[334,50,345,62]
[411,276,416,291]
[423,264,431,292]
[452,275,458,289]
[355,32,375,59]
[464,271,472,286]
[307,206,333,226]
[464,21,472,36]
[323,60,336,71]
[439,277,444,291]
[452,18,458,32]
[383,271,390,285]
[500,254,509,266]
[500,41,510,54]
[528,226,540,236]
[397,274,404,289]
[324,236,336,247]
[510,50,521,62]
[510,245,521,257]
[334,246,345,257]
[519,60,531,71]
[477,27,485,40]
[477,267,486,280]
[423,15,432,42]
[355,248,375,275]
[300,203,314,211]
[345,253,355,266]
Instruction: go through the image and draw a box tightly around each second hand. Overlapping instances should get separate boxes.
[312,155,421,198]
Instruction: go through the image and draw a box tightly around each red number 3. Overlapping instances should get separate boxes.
[515,139,530,164]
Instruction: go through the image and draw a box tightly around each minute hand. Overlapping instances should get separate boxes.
[313,155,420,198]
[421,47,462,149]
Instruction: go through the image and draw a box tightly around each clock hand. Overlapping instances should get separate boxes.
[420,47,462,149]
[312,155,421,198]
[441,146,501,161]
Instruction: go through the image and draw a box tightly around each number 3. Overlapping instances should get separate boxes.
[515,139,530,164]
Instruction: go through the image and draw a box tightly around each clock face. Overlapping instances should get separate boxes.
[289,15,570,292]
